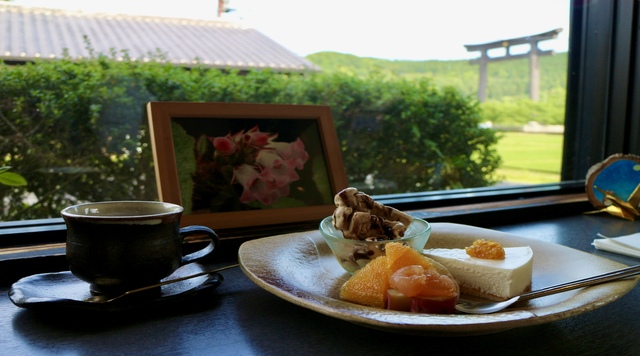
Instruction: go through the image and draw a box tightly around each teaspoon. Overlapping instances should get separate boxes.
[84,264,239,303]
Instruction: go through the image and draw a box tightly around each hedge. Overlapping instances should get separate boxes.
[0,54,500,221]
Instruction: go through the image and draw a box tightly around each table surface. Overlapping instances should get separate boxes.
[2,213,640,355]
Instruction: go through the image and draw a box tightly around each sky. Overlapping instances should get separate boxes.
[10,0,570,61]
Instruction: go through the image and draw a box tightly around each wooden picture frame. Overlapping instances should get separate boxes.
[146,102,348,230]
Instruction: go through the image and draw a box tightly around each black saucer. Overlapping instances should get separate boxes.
[8,263,223,312]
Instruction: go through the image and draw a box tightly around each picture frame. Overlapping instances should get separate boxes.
[146,102,348,230]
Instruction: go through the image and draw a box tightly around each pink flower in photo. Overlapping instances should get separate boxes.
[232,164,260,190]
[207,126,310,206]
[232,163,290,205]
[239,175,290,205]
[255,150,299,187]
[268,138,310,170]
[243,126,273,148]
[211,136,238,156]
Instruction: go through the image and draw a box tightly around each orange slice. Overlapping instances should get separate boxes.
[386,242,435,272]
[339,255,390,308]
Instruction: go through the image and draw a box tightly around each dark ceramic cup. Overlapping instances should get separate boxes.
[61,201,219,295]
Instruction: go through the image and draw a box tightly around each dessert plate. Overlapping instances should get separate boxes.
[9,262,223,312]
[239,222,639,336]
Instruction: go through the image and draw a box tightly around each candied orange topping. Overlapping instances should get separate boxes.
[465,239,505,260]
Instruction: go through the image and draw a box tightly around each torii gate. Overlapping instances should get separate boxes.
[464,28,562,102]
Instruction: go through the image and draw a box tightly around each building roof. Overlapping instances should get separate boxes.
[0,4,320,72]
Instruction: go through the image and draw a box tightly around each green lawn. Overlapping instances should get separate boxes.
[495,132,563,184]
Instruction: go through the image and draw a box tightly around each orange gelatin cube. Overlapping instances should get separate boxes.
[386,288,412,311]
[339,256,390,308]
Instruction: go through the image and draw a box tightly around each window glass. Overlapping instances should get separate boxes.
[0,0,570,222]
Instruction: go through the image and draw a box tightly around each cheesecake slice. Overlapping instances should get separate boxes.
[423,246,533,301]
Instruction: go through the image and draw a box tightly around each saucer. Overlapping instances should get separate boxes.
[9,262,223,312]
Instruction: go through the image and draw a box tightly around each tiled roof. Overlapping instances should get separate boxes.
[0,4,320,72]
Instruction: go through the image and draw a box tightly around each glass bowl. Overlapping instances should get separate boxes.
[319,216,431,273]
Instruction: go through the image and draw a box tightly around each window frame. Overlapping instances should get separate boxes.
[563,0,640,178]
[1,0,637,250]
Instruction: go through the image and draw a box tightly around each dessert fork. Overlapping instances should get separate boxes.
[456,264,640,314]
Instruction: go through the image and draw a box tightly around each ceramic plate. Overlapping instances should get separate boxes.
[9,262,223,312]
[239,222,639,336]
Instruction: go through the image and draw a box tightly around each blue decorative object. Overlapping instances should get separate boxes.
[586,154,640,220]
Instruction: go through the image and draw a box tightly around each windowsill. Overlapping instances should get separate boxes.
[0,188,593,286]
[0,180,587,241]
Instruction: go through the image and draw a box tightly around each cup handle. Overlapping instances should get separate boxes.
[179,225,220,264]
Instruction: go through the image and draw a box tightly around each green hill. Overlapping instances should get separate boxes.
[306,51,568,101]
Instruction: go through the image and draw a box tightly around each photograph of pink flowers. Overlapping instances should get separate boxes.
[147,102,347,230]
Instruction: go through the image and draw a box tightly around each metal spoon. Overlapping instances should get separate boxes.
[84,264,239,303]
[455,264,640,314]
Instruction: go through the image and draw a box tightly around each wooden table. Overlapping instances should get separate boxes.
[1,213,639,354]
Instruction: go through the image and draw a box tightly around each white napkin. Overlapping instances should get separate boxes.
[593,233,640,259]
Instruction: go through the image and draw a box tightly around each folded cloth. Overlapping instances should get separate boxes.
[593,233,640,259]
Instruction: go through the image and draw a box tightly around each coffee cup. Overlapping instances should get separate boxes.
[61,201,219,295]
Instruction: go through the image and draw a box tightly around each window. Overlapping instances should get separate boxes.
[0,0,638,247]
